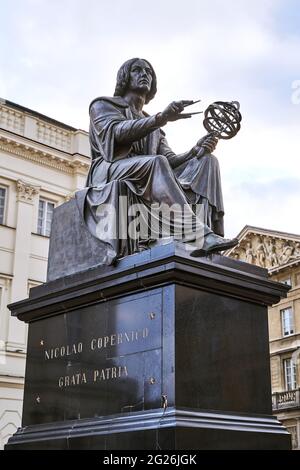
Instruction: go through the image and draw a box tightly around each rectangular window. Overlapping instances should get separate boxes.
[37,199,54,237]
[0,187,6,224]
[283,358,297,390]
[281,307,294,336]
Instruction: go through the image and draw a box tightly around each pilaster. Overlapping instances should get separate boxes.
[6,180,40,352]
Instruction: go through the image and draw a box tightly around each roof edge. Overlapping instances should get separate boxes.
[1,98,88,134]
[234,225,300,241]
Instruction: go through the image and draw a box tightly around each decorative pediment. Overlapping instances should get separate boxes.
[227,226,300,272]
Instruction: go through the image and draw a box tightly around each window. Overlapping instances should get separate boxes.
[0,187,6,224]
[37,199,54,236]
[283,358,297,390]
[281,307,294,336]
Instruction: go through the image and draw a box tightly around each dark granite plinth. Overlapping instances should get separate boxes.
[6,243,291,449]
[6,408,290,450]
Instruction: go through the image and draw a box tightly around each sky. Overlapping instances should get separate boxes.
[1,0,300,237]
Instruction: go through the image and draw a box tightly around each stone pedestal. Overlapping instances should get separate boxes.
[5,242,291,449]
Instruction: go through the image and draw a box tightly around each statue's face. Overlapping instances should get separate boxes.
[128,59,153,95]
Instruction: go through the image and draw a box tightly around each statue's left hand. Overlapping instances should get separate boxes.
[192,133,218,158]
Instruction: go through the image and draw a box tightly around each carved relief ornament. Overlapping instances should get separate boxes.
[16,180,40,203]
[229,233,300,270]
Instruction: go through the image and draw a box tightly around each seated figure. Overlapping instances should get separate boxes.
[77,58,237,263]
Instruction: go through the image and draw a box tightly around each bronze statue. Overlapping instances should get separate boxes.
[78,58,238,262]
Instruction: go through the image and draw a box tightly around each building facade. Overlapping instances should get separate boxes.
[227,226,300,450]
[0,99,90,448]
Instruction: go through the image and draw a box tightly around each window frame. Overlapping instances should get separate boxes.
[281,307,294,337]
[283,357,297,391]
[37,198,55,237]
[0,185,7,225]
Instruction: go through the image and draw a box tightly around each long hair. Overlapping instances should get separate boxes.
[114,58,157,104]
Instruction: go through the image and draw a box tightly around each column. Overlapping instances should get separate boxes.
[6,180,39,352]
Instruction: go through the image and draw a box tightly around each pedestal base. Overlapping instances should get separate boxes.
[6,408,290,450]
[6,242,291,450]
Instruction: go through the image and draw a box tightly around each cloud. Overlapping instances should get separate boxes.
[1,0,300,237]
[224,176,300,237]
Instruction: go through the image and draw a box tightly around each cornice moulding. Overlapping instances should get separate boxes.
[0,134,89,175]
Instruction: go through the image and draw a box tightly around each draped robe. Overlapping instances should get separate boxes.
[76,96,224,263]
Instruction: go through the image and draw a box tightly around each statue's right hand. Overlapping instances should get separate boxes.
[157,100,194,125]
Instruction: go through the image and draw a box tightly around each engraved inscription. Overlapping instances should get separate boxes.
[45,342,83,360]
[93,366,128,382]
[43,324,153,389]
[58,366,129,388]
[44,328,150,361]
[90,328,149,350]
[58,372,87,388]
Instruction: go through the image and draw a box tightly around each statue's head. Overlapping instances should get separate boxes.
[114,58,157,104]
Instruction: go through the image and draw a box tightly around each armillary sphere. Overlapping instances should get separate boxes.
[203,101,242,140]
